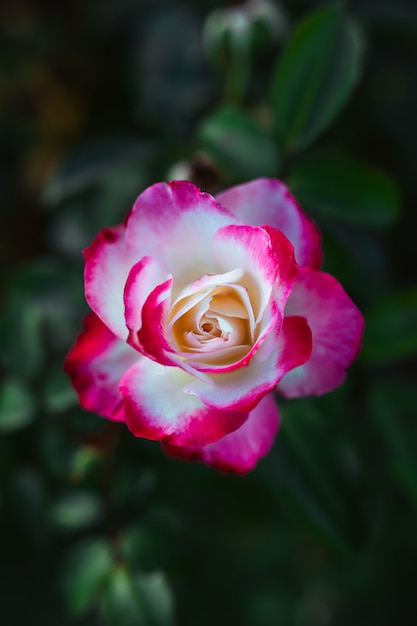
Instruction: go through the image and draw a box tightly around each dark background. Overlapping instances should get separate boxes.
[1,1,417,625]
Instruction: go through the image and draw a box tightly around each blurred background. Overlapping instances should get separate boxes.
[1,0,417,625]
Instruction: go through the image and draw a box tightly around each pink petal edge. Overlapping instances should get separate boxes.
[217,178,322,269]
[125,181,239,289]
[185,315,312,412]
[163,392,280,474]
[277,267,365,398]
[64,313,138,422]
[83,224,133,339]
[119,358,249,447]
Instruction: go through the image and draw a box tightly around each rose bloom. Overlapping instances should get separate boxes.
[65,179,364,474]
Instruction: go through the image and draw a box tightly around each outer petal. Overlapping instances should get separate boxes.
[64,314,139,422]
[217,178,322,269]
[277,268,365,398]
[163,392,280,474]
[119,359,248,447]
[84,224,133,339]
[125,181,239,293]
[84,181,238,340]
[185,315,312,412]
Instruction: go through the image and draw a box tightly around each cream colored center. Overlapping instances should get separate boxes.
[167,283,255,367]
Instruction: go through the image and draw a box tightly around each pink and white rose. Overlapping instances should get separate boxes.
[65,179,364,474]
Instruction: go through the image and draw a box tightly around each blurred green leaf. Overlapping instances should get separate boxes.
[271,3,362,152]
[289,154,401,229]
[270,398,366,551]
[0,379,35,432]
[7,468,49,549]
[121,524,161,571]
[100,567,143,626]
[42,368,77,414]
[137,571,175,626]
[0,294,44,380]
[43,139,156,258]
[42,137,153,207]
[69,446,104,483]
[369,383,417,508]
[279,485,350,552]
[100,566,174,626]
[321,226,388,304]
[60,537,113,616]
[50,490,104,531]
[1,260,84,359]
[111,465,158,509]
[37,422,77,480]
[362,287,417,363]
[131,7,212,135]
[198,105,280,181]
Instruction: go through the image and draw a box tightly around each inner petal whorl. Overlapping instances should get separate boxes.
[168,282,255,365]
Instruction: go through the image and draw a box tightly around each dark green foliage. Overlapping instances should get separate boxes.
[270,3,362,153]
[289,152,401,229]
[1,1,416,625]
[198,106,281,181]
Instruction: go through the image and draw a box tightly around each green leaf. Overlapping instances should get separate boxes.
[137,572,175,626]
[42,368,77,414]
[7,469,49,549]
[68,446,104,483]
[289,154,401,229]
[268,398,366,551]
[0,294,44,380]
[1,260,84,359]
[42,137,154,207]
[100,567,145,626]
[100,567,174,626]
[362,287,417,363]
[36,421,78,480]
[43,139,156,258]
[121,524,161,571]
[279,407,350,551]
[0,379,35,433]
[320,227,388,305]
[271,3,362,152]
[198,106,280,181]
[369,383,417,508]
[50,490,104,531]
[60,538,113,616]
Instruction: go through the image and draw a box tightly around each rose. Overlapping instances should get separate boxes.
[65,178,364,474]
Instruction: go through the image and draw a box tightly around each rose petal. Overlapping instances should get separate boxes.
[260,225,300,310]
[136,276,214,383]
[212,224,298,325]
[168,268,244,328]
[163,392,280,474]
[134,276,175,363]
[84,225,134,339]
[119,359,248,447]
[277,268,365,397]
[124,255,171,345]
[217,178,322,269]
[64,313,139,421]
[185,315,312,411]
[83,181,237,339]
[125,181,239,294]
[185,297,278,374]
